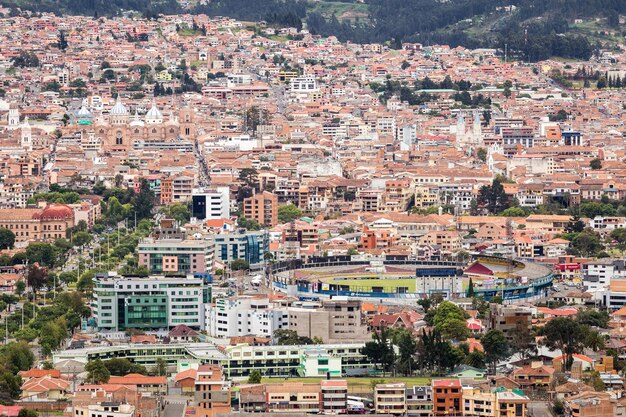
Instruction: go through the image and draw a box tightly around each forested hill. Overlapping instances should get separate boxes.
[2,0,625,61]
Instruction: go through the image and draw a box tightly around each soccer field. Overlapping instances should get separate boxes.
[326,277,417,293]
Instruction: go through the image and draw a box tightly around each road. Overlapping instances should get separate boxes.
[162,402,186,417]
[528,401,553,417]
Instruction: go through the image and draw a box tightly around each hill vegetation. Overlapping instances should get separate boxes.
[3,0,625,61]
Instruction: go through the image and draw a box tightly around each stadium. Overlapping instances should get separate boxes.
[269,255,554,302]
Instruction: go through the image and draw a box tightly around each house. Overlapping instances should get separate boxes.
[512,363,555,388]
[432,379,462,416]
[20,376,71,401]
[0,405,22,417]
[18,369,61,381]
[174,368,197,394]
[107,374,166,394]
[449,364,485,379]
[168,324,199,343]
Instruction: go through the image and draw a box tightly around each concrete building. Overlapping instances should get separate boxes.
[488,304,532,342]
[265,382,320,413]
[287,299,370,344]
[320,380,348,414]
[205,296,288,338]
[74,403,135,417]
[192,188,230,220]
[138,238,215,274]
[192,365,230,417]
[243,191,278,227]
[0,203,75,243]
[374,383,406,416]
[432,380,462,416]
[214,229,268,265]
[406,386,433,417]
[92,273,209,331]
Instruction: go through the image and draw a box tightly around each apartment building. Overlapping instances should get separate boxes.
[192,365,230,417]
[243,191,278,227]
[265,382,320,413]
[375,383,406,416]
[406,386,433,417]
[138,238,215,274]
[74,403,134,417]
[320,380,348,414]
[192,188,230,220]
[432,380,462,416]
[214,229,268,265]
[161,175,194,205]
[462,387,529,417]
[205,296,288,338]
[92,273,209,331]
[487,304,532,342]
[288,299,370,344]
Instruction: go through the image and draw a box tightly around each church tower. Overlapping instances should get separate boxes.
[21,117,32,151]
[455,111,466,145]
[472,111,482,145]
[8,103,19,130]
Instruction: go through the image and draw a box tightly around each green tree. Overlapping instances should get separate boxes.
[477,148,487,162]
[238,168,258,188]
[273,329,313,345]
[133,178,154,220]
[85,359,111,384]
[570,230,603,257]
[161,203,191,224]
[248,369,262,383]
[155,358,167,377]
[25,242,58,268]
[1,341,35,373]
[18,409,38,417]
[362,326,395,373]
[464,350,486,369]
[500,207,526,217]
[432,301,469,341]
[27,264,48,293]
[590,158,602,170]
[0,228,15,250]
[278,203,302,223]
[230,259,250,271]
[482,330,509,374]
[478,178,510,214]
[467,278,474,297]
[104,358,146,376]
[72,231,92,247]
[543,317,586,370]
[392,328,417,376]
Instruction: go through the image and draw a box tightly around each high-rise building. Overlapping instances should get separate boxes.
[214,229,268,265]
[192,188,230,220]
[92,273,210,331]
[192,365,231,417]
[243,191,278,227]
[138,238,215,274]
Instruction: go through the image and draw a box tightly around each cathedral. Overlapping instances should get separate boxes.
[455,111,482,149]
[70,96,198,153]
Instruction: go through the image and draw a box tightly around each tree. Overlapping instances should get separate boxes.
[273,329,313,345]
[1,341,35,373]
[432,301,469,341]
[478,178,510,214]
[25,242,58,268]
[576,309,609,328]
[155,358,167,377]
[238,168,258,188]
[482,330,509,374]
[161,203,191,224]
[57,31,68,50]
[15,280,26,296]
[509,324,536,363]
[230,259,250,271]
[133,178,154,220]
[0,228,15,250]
[85,359,111,384]
[362,326,395,373]
[27,264,48,293]
[590,158,602,170]
[543,317,586,370]
[248,369,262,383]
[392,328,417,376]
[467,278,474,297]
[104,358,147,376]
[570,230,603,257]
[477,148,487,163]
[72,231,92,247]
[278,203,302,224]
[18,409,38,417]
[464,350,486,369]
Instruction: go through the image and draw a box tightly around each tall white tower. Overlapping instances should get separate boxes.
[472,111,482,143]
[455,112,466,144]
[21,117,32,151]
[7,103,19,130]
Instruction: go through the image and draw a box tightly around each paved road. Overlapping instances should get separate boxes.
[528,401,553,417]
[162,402,186,417]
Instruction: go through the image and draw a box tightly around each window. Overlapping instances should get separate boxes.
[115,131,123,145]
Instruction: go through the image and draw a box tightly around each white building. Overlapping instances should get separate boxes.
[74,403,134,417]
[191,187,230,220]
[205,296,288,338]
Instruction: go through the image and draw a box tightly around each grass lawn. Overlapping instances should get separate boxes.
[261,376,433,394]
[327,277,417,293]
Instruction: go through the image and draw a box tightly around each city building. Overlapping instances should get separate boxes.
[192,188,230,220]
[138,238,215,274]
[374,383,406,416]
[214,229,268,265]
[0,203,75,243]
[191,365,230,417]
[432,380,462,416]
[92,273,209,331]
[243,191,278,227]
[205,296,288,338]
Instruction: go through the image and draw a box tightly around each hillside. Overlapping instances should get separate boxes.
[2,0,624,61]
